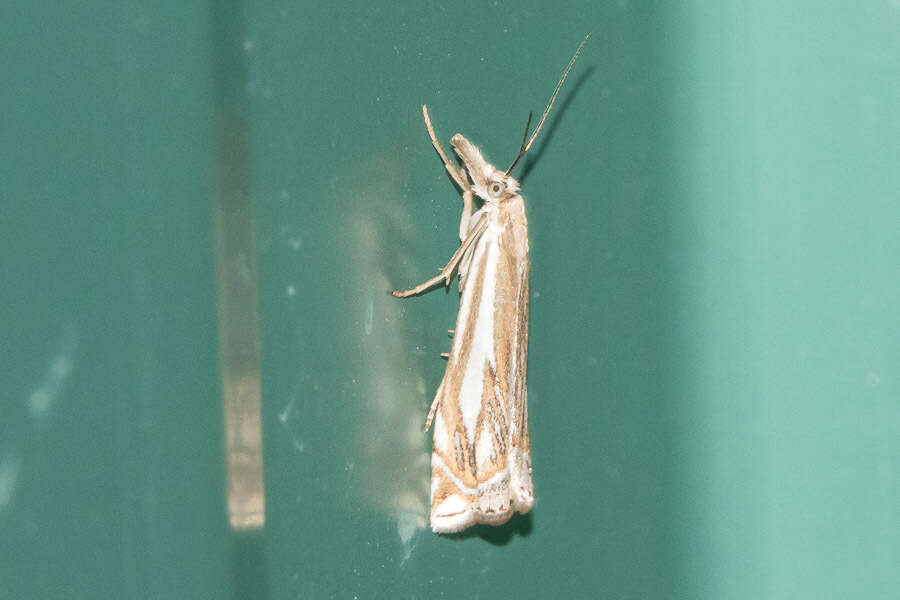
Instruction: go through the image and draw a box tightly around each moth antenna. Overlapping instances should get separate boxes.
[506,32,591,173]
[505,111,533,176]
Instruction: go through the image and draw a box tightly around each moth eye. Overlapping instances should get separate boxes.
[488,181,505,198]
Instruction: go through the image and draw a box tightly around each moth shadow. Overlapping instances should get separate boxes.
[519,65,595,184]
[443,512,533,545]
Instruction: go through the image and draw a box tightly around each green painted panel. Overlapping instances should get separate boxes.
[2,2,897,599]
[0,4,228,599]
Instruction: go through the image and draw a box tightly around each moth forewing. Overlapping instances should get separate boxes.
[428,193,532,533]
[392,35,588,533]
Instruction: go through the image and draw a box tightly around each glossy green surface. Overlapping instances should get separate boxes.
[2,2,898,598]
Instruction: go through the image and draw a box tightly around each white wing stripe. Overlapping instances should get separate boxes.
[457,227,498,446]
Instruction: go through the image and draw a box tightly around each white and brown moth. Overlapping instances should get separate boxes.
[393,35,590,533]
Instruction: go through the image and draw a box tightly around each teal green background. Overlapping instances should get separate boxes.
[2,2,898,599]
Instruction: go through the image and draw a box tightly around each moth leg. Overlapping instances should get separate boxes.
[422,105,473,242]
[458,189,474,243]
[424,393,441,431]
[456,234,478,292]
[423,105,466,188]
[391,243,463,297]
[392,216,487,298]
[391,238,468,297]
[391,270,449,298]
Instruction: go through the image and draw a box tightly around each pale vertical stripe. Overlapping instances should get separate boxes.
[458,226,499,446]
[451,210,488,345]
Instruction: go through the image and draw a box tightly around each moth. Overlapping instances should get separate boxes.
[393,35,590,533]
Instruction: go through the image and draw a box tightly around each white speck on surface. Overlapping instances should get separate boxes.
[278,397,296,424]
[865,371,881,387]
[29,354,73,417]
[29,388,52,416]
[286,285,296,297]
[364,298,374,336]
[293,440,305,453]
[288,237,302,250]
[243,39,254,52]
[50,356,70,378]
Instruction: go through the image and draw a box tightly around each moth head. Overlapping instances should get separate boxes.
[451,133,520,202]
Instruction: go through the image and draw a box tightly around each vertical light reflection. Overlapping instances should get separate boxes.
[212,1,264,532]
[347,150,430,554]
[214,123,265,531]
